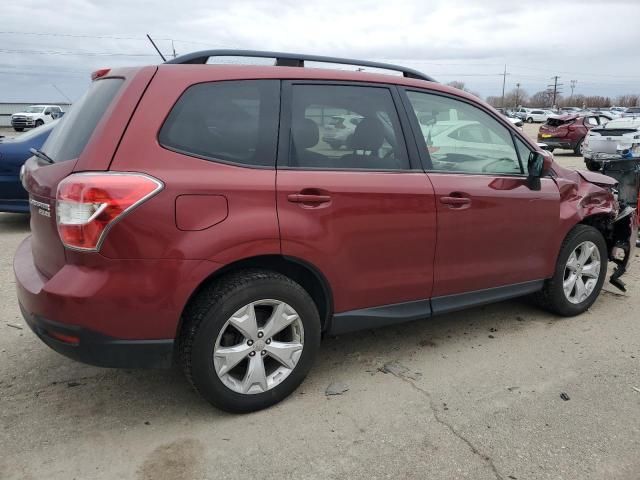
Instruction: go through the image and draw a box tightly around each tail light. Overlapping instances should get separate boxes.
[56,172,163,251]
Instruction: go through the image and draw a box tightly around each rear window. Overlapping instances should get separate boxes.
[546,118,574,127]
[41,78,123,163]
[158,80,280,167]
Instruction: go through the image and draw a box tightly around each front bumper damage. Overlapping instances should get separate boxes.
[608,206,637,292]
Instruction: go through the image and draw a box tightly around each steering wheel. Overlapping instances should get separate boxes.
[482,158,516,173]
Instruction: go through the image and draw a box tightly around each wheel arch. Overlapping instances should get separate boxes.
[176,255,334,337]
[579,213,616,252]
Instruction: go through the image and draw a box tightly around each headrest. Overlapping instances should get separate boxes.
[292,118,319,149]
[349,117,384,151]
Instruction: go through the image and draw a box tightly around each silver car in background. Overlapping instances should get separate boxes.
[582,117,640,171]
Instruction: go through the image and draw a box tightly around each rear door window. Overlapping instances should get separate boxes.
[286,84,409,170]
[41,78,123,163]
[159,80,280,167]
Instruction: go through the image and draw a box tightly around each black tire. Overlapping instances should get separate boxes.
[35,120,44,128]
[178,269,321,413]
[527,117,534,123]
[14,127,23,132]
[536,225,607,316]
[573,139,583,156]
[585,159,601,171]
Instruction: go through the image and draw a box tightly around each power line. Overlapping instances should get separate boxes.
[0,48,157,57]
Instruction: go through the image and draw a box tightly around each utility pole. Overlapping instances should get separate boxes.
[515,82,521,108]
[546,76,563,108]
[569,79,577,103]
[500,64,507,109]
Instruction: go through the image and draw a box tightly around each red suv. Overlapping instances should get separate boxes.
[537,113,609,155]
[14,50,637,412]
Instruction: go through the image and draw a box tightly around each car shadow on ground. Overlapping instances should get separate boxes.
[4,295,555,427]
[0,213,30,233]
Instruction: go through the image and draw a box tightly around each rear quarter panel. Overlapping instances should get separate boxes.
[104,68,280,263]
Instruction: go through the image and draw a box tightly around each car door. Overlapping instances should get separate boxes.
[401,88,561,303]
[276,82,437,322]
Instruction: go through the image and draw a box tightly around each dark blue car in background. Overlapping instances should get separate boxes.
[0,120,58,213]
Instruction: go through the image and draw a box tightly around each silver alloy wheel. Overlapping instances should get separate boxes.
[563,241,601,304]
[213,299,304,395]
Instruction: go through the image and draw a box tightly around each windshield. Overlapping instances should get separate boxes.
[41,78,123,162]
[23,106,44,113]
[547,118,574,127]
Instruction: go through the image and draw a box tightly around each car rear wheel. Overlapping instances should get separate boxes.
[179,270,321,413]
[585,159,601,171]
[574,139,584,156]
[536,225,607,316]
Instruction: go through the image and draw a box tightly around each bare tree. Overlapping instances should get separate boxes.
[446,81,481,99]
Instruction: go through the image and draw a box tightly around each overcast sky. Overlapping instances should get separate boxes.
[1,0,639,103]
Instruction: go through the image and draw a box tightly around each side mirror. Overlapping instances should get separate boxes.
[527,152,545,191]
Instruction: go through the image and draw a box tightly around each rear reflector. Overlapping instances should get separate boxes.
[47,330,80,345]
[56,172,163,251]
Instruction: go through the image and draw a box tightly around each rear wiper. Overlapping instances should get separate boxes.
[30,148,54,164]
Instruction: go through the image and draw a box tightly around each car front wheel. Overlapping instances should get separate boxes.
[527,117,534,123]
[536,225,607,316]
[179,270,321,413]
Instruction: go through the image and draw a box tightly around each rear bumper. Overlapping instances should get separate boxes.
[537,137,576,149]
[14,236,221,368]
[20,305,174,368]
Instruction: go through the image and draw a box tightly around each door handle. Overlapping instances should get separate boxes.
[440,196,471,207]
[287,193,331,204]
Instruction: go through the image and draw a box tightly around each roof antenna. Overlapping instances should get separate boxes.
[146,34,167,62]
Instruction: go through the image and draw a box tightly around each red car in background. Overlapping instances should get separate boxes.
[538,113,610,155]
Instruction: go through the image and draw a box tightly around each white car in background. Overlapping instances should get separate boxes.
[582,117,640,170]
[10,105,64,132]
[514,107,532,120]
[524,109,550,123]
[420,120,522,173]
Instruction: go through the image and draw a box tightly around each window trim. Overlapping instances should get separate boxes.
[277,80,421,172]
[157,79,281,170]
[398,87,539,178]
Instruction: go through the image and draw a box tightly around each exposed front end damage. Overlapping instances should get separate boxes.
[552,162,637,292]
[608,206,637,292]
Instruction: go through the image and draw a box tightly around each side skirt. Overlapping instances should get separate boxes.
[329,280,544,335]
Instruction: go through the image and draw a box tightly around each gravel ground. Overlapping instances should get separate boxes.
[1,122,639,480]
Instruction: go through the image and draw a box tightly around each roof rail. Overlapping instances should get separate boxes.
[164,49,435,82]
